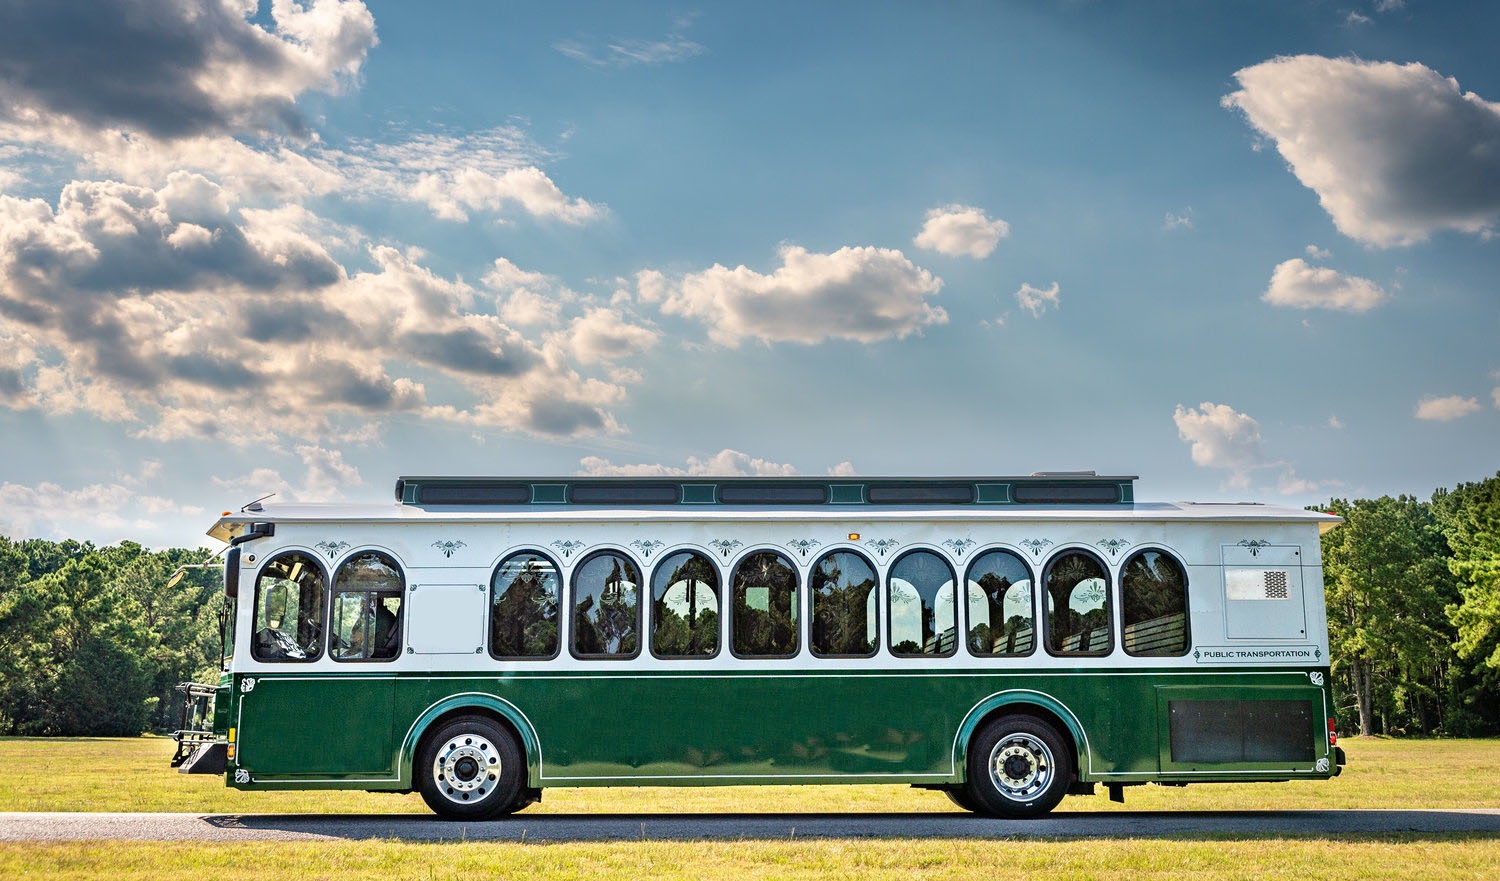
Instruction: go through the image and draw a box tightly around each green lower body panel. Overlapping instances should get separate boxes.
[226,668,1336,790]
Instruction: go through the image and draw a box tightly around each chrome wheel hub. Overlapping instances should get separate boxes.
[434,734,500,804]
[988,734,1053,800]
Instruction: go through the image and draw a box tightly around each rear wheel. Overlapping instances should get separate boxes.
[964,716,1073,818]
[944,787,983,812]
[416,716,526,820]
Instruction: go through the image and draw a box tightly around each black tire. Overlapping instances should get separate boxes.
[416,715,526,820]
[963,715,1073,818]
[944,787,983,813]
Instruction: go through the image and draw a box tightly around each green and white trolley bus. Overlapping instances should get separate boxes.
[174,473,1345,819]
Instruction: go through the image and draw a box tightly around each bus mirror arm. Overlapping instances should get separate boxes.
[230,522,275,547]
[224,524,272,602]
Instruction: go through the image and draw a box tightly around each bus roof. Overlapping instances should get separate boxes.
[206,474,1341,543]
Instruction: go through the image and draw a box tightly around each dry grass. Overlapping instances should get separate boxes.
[0,837,1497,881]
[0,735,1494,815]
[1,736,1495,880]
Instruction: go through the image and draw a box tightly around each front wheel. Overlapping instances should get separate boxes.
[416,716,526,820]
[963,716,1073,818]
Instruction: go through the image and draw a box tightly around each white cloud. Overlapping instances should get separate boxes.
[1492,384,1500,410]
[333,130,604,225]
[1305,244,1332,259]
[0,179,637,443]
[554,16,704,68]
[578,449,798,477]
[1328,415,1345,430]
[296,445,364,500]
[1173,401,1332,498]
[415,165,603,225]
[211,446,362,503]
[1173,402,1267,488]
[212,467,293,501]
[562,308,660,365]
[639,245,946,346]
[1262,258,1386,312]
[1015,282,1061,318]
[913,204,1010,258]
[485,258,571,327]
[1415,395,1481,421]
[1224,55,1500,246]
[0,479,203,543]
[827,461,858,477]
[0,0,376,141]
[1163,208,1194,230]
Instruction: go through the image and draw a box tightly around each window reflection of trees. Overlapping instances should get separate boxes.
[732,551,799,657]
[652,551,720,657]
[572,552,641,658]
[490,552,560,659]
[811,551,877,657]
[888,551,956,657]
[1121,549,1189,656]
[1044,551,1112,655]
[965,550,1034,656]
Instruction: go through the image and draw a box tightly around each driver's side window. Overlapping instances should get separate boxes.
[252,552,327,662]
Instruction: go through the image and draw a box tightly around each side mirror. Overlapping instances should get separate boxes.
[225,547,241,599]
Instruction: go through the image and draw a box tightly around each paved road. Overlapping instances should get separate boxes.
[2,810,1497,842]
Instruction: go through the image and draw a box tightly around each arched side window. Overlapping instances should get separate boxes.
[731,550,799,658]
[490,551,561,660]
[330,551,405,662]
[251,552,327,662]
[810,550,878,658]
[1121,548,1190,656]
[888,550,957,657]
[651,551,721,658]
[571,551,642,659]
[1043,550,1113,657]
[965,549,1035,656]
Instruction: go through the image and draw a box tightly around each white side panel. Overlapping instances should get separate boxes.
[408,583,485,654]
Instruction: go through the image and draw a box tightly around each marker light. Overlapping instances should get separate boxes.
[848,533,861,541]
[1328,718,1337,746]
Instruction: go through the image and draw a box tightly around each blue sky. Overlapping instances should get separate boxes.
[0,0,1496,548]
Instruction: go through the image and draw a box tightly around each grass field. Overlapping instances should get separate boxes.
[1,736,1496,879]
[1,735,1496,814]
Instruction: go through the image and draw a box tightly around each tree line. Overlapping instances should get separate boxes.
[0,470,1496,738]
[0,538,222,736]
[1321,472,1500,736]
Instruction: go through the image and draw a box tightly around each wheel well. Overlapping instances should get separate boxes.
[422,706,523,750]
[967,703,1080,780]
[411,704,535,787]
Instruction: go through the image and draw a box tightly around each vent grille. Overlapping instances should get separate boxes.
[1225,568,1293,601]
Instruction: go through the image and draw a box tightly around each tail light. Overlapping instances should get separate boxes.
[1327,717,1337,747]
